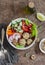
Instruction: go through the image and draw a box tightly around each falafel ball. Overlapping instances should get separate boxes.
[27,39,32,45]
[23,32,30,39]
[12,39,18,45]
[19,38,26,46]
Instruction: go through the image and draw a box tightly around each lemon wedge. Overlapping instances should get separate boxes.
[37,13,45,21]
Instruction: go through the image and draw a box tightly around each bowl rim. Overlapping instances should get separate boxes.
[6,18,37,50]
[39,38,45,54]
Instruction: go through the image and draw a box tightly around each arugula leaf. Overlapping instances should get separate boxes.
[25,19,32,25]
[31,23,37,37]
[16,44,24,48]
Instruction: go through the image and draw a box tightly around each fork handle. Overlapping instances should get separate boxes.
[1,28,5,45]
[1,28,5,50]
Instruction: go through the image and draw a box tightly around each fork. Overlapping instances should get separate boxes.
[0,28,13,65]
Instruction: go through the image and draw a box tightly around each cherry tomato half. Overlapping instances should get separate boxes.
[22,20,26,25]
[28,23,33,28]
[22,25,29,32]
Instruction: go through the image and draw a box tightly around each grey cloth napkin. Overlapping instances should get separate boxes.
[0,23,19,65]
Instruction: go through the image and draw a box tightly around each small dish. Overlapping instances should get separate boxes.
[39,38,45,54]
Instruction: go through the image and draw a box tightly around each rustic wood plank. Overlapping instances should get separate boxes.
[0,0,45,65]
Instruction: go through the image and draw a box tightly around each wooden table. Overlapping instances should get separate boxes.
[0,0,45,65]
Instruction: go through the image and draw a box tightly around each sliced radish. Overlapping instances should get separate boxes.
[13,33,21,41]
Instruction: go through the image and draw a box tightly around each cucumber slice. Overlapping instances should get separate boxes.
[19,22,22,26]
[37,13,45,21]
[11,20,16,24]
[18,26,21,30]
[17,29,23,32]
[14,23,18,27]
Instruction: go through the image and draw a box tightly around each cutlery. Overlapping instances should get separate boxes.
[0,28,13,65]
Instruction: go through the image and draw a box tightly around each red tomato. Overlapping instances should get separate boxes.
[28,23,33,28]
[22,20,26,25]
[22,20,29,32]
[12,29,16,32]
[22,25,29,32]
[29,28,32,33]
[22,20,32,32]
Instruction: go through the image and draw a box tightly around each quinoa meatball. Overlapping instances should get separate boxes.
[12,39,18,45]
[23,32,30,39]
[29,34,32,38]
[27,39,32,45]
[19,39,26,46]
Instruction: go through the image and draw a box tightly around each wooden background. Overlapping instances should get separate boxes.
[0,0,45,65]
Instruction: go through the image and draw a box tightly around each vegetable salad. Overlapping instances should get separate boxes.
[6,18,37,48]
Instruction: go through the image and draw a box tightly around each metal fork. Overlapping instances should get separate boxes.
[0,28,13,65]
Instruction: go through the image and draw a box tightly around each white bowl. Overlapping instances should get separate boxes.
[39,38,45,54]
[6,18,37,50]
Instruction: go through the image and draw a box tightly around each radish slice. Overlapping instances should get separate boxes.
[9,35,14,42]
[13,33,21,41]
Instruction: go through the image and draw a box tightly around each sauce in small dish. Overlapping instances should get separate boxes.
[39,38,45,54]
